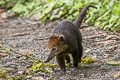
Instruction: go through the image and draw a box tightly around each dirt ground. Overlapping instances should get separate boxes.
[0,17,120,80]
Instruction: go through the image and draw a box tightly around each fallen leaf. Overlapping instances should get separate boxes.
[0,53,8,57]
[114,71,120,78]
[32,76,45,80]
[81,56,97,64]
[1,68,14,72]
[0,17,7,22]
[0,12,8,19]
[84,48,91,53]
[0,9,5,13]
[107,61,120,66]
[116,29,120,36]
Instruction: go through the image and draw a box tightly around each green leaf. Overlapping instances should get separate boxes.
[0,0,5,5]
[107,61,120,66]
[81,56,97,64]
[12,3,27,14]
[48,0,53,2]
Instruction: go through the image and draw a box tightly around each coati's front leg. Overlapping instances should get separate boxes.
[65,54,70,63]
[56,54,66,74]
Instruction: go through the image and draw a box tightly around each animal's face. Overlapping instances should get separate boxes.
[45,34,68,62]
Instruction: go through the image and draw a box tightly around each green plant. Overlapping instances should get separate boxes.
[1,0,120,32]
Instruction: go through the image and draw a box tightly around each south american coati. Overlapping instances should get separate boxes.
[45,4,96,74]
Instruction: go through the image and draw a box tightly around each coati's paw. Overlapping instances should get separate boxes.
[73,63,78,68]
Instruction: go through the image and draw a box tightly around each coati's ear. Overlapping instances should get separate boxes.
[58,35,64,41]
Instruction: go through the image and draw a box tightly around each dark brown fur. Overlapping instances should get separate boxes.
[45,4,96,74]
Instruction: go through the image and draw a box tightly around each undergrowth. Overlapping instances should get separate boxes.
[0,0,120,32]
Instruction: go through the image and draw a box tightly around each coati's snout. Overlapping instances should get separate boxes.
[45,34,68,62]
[45,47,57,62]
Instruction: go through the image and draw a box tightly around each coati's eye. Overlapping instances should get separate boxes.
[52,47,57,52]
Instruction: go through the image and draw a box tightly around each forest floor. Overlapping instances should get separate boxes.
[0,17,120,80]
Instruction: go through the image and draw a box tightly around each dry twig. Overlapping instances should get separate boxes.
[83,33,107,39]
[11,32,31,37]
[0,45,41,62]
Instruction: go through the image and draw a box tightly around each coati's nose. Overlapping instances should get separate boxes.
[45,52,56,62]
[45,56,52,62]
[45,55,54,62]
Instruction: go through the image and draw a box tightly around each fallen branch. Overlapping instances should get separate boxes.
[83,33,107,39]
[95,40,116,46]
[80,23,89,29]
[24,19,42,25]
[11,32,31,37]
[35,37,49,40]
[0,45,40,62]
[105,35,120,40]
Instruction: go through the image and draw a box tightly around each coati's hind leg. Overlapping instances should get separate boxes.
[72,49,79,67]
[56,54,66,74]
[78,43,83,63]
[65,54,70,63]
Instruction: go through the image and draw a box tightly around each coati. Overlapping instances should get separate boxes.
[45,4,96,74]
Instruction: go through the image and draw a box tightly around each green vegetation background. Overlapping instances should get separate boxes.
[0,0,120,32]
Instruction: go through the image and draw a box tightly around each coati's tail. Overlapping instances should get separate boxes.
[73,4,97,28]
